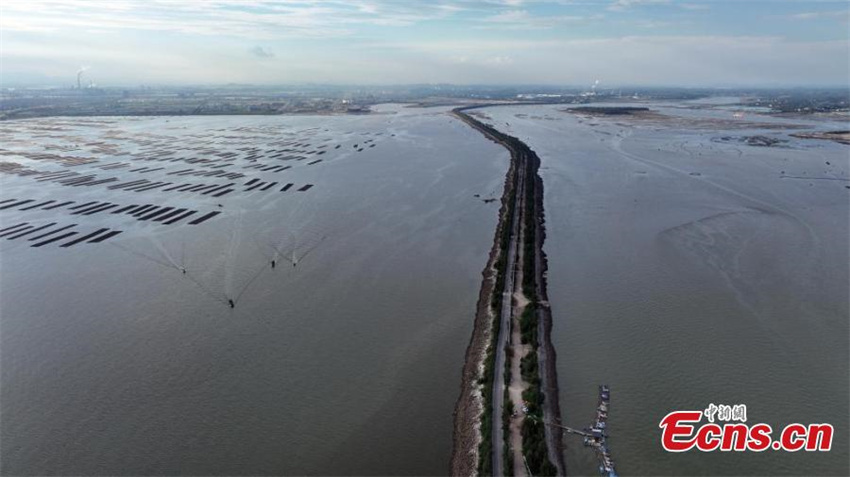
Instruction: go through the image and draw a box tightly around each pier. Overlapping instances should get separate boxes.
[546,385,618,477]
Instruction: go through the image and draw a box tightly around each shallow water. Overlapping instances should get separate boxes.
[0,105,509,475]
[3,99,847,476]
[483,101,849,476]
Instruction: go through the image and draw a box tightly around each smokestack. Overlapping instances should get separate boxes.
[76,66,89,89]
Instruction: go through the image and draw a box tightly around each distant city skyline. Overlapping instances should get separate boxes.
[1,0,848,87]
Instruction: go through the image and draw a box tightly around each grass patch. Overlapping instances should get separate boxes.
[520,355,557,476]
[519,304,538,346]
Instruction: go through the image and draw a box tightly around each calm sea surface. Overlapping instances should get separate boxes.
[483,101,849,476]
[0,105,508,475]
[2,100,847,476]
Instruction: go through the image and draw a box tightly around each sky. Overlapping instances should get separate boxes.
[1,0,848,87]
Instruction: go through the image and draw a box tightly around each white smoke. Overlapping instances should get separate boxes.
[76,65,90,88]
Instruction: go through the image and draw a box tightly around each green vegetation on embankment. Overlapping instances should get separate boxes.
[453,106,559,476]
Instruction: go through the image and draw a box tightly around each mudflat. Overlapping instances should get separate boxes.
[0,105,509,476]
[481,99,849,476]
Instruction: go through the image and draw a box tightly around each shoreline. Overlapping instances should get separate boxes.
[449,114,516,477]
[529,145,566,477]
[450,105,565,476]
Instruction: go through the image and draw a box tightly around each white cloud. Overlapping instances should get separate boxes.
[479,9,595,29]
[633,20,673,29]
[484,55,514,65]
[788,10,850,21]
[250,46,275,59]
[608,0,670,12]
[483,9,533,22]
[381,35,849,86]
[0,0,462,39]
[0,1,847,86]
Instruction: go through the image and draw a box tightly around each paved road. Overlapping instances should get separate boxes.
[492,152,526,477]
[451,109,543,476]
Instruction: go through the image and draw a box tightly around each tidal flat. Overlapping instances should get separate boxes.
[2,98,847,476]
[0,104,509,475]
[481,100,849,476]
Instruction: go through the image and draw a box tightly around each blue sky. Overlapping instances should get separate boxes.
[1,0,848,87]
